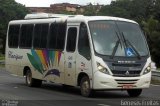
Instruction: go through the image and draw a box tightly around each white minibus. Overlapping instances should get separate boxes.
[5,13,151,97]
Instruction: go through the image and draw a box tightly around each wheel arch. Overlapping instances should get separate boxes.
[77,72,89,86]
[23,66,31,76]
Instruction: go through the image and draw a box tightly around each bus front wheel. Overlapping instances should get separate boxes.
[26,70,42,87]
[127,89,142,97]
[80,76,92,97]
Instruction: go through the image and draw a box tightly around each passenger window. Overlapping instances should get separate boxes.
[66,27,77,52]
[78,23,91,60]
[57,23,66,50]
[40,24,48,48]
[8,25,20,48]
[48,22,66,50]
[48,23,58,49]
[20,24,33,48]
[33,24,49,48]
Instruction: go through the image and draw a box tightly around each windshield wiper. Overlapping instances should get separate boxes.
[121,32,141,60]
[110,32,122,59]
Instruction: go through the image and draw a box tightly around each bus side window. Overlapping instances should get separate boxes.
[48,23,58,49]
[56,23,66,50]
[78,23,91,60]
[66,27,77,52]
[8,25,20,48]
[48,22,66,50]
[40,24,48,48]
[19,24,33,48]
[33,24,49,49]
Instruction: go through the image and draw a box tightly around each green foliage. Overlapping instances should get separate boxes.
[142,17,160,66]
[0,0,29,53]
[98,5,130,18]
[154,0,160,20]
[83,3,97,16]
[99,0,155,22]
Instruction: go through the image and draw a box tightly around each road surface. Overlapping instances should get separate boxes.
[0,69,160,106]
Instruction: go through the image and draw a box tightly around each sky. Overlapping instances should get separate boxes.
[15,0,112,7]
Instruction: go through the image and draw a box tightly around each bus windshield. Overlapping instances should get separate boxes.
[89,20,149,57]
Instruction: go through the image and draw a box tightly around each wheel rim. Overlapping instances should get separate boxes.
[81,80,90,96]
[27,72,32,85]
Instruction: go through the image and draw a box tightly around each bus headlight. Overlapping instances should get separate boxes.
[143,65,151,75]
[97,62,110,75]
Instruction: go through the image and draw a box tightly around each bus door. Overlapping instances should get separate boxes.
[64,26,78,86]
[76,23,92,87]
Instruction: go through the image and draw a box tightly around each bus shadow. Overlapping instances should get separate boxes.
[39,82,132,99]
[14,81,144,99]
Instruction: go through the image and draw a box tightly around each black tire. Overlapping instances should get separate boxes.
[80,76,93,97]
[26,70,42,87]
[127,89,142,97]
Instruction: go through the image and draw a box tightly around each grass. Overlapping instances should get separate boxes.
[0,56,4,60]
[157,68,160,71]
[0,53,5,68]
[0,54,5,60]
[151,78,160,85]
[0,64,5,68]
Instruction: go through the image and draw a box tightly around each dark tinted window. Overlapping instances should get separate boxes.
[48,22,66,50]
[33,24,49,48]
[20,24,33,48]
[8,25,20,48]
[78,23,91,59]
[66,27,77,52]
[48,23,58,49]
[57,23,66,49]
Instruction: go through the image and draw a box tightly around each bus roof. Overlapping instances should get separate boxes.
[67,16,138,24]
[9,13,138,25]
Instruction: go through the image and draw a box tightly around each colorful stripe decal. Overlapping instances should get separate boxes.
[27,49,62,77]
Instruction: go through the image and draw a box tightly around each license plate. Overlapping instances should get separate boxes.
[122,85,133,89]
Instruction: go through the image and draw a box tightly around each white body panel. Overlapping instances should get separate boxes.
[93,71,151,89]
[5,14,151,91]
[92,57,151,89]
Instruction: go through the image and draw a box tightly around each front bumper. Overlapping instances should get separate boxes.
[93,71,151,90]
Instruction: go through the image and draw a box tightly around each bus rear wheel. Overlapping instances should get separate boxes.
[127,89,142,97]
[80,76,92,97]
[26,70,42,87]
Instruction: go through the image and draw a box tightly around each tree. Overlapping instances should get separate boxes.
[154,0,160,20]
[142,17,160,66]
[98,5,130,18]
[0,0,29,53]
[83,3,97,16]
[98,0,155,22]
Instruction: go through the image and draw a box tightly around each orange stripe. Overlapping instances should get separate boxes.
[36,50,48,69]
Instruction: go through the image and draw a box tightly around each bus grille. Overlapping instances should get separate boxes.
[112,63,141,67]
[111,70,141,77]
[115,79,139,85]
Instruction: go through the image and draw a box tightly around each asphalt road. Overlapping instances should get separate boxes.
[0,69,160,106]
